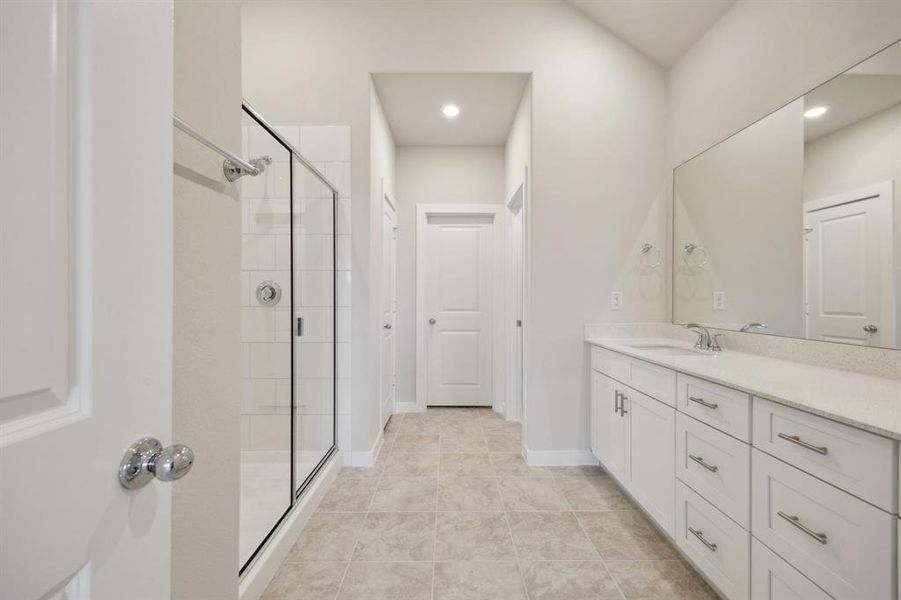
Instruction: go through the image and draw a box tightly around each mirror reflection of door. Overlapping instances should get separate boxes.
[804,182,895,346]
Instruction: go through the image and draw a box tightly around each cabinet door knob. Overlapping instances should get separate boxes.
[863,324,878,333]
[429,318,436,325]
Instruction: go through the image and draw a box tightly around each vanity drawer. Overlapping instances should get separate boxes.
[751,449,895,599]
[675,480,750,600]
[676,412,750,529]
[630,358,676,407]
[750,538,831,600]
[753,397,896,512]
[677,373,751,441]
[590,346,630,382]
[590,346,675,406]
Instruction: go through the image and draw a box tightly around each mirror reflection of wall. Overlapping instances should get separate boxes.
[673,39,900,350]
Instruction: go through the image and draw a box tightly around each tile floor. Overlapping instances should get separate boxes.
[262,407,717,600]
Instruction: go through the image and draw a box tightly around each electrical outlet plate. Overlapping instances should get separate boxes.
[611,291,623,311]
[713,291,725,311]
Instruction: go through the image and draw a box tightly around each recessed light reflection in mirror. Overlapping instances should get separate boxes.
[803,105,829,119]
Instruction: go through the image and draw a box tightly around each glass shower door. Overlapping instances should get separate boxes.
[292,157,338,493]
[238,106,341,574]
[239,112,293,570]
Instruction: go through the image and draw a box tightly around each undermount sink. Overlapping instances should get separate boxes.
[625,343,711,357]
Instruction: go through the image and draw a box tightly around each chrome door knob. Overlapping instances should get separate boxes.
[384,323,392,329]
[863,324,878,333]
[429,318,436,325]
[119,437,195,490]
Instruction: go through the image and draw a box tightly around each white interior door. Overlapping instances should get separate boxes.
[805,182,895,347]
[0,2,175,598]
[506,186,524,420]
[380,194,397,427]
[421,213,495,407]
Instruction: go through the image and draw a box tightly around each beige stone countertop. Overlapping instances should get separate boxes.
[586,336,901,441]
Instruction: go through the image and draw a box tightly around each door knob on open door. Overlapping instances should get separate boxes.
[119,437,195,489]
[429,318,436,325]
[863,324,878,333]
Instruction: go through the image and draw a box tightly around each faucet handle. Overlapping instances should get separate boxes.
[709,334,724,352]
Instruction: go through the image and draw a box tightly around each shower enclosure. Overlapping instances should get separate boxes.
[239,102,339,573]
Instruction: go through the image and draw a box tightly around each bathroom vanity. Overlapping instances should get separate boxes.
[585,335,901,599]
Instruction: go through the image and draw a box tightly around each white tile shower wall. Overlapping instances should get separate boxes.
[240,124,352,454]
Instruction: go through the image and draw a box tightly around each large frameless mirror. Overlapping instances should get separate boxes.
[673,39,901,350]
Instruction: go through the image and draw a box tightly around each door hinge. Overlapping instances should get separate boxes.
[296,317,304,337]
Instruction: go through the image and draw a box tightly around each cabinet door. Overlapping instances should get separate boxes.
[626,388,675,535]
[594,372,628,484]
[590,371,600,458]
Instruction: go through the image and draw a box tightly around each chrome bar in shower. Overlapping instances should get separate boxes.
[173,115,265,182]
[241,99,341,196]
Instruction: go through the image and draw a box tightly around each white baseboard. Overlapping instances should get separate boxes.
[239,449,341,600]
[345,429,384,467]
[394,401,421,414]
[522,445,599,467]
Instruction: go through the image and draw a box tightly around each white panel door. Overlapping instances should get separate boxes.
[380,196,397,427]
[424,216,493,406]
[805,183,894,346]
[592,372,629,484]
[0,2,174,599]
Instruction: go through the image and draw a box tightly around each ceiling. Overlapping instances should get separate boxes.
[566,0,735,67]
[372,73,530,146]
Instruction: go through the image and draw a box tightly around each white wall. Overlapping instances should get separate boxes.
[505,80,532,201]
[173,0,241,596]
[804,102,901,343]
[395,146,506,408]
[368,86,396,451]
[243,0,668,456]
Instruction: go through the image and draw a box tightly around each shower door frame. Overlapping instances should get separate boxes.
[239,103,339,576]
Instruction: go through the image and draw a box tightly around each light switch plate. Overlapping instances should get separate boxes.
[713,291,725,311]
[611,291,623,311]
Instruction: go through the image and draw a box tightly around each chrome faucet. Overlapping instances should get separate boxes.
[740,322,767,333]
[684,323,723,352]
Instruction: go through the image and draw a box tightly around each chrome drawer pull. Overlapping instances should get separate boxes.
[688,527,717,552]
[777,433,828,455]
[688,396,718,410]
[688,454,719,473]
[777,511,827,544]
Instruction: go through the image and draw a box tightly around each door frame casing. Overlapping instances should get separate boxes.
[415,204,506,413]
[803,180,895,346]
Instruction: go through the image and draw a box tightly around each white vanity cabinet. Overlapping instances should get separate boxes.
[588,341,899,600]
[590,366,674,535]
[591,370,629,483]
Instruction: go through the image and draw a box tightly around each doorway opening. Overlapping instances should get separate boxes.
[370,73,531,425]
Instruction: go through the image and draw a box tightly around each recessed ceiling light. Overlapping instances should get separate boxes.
[442,104,461,119]
[804,106,829,119]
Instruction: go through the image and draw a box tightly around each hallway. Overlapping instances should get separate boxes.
[262,408,715,600]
